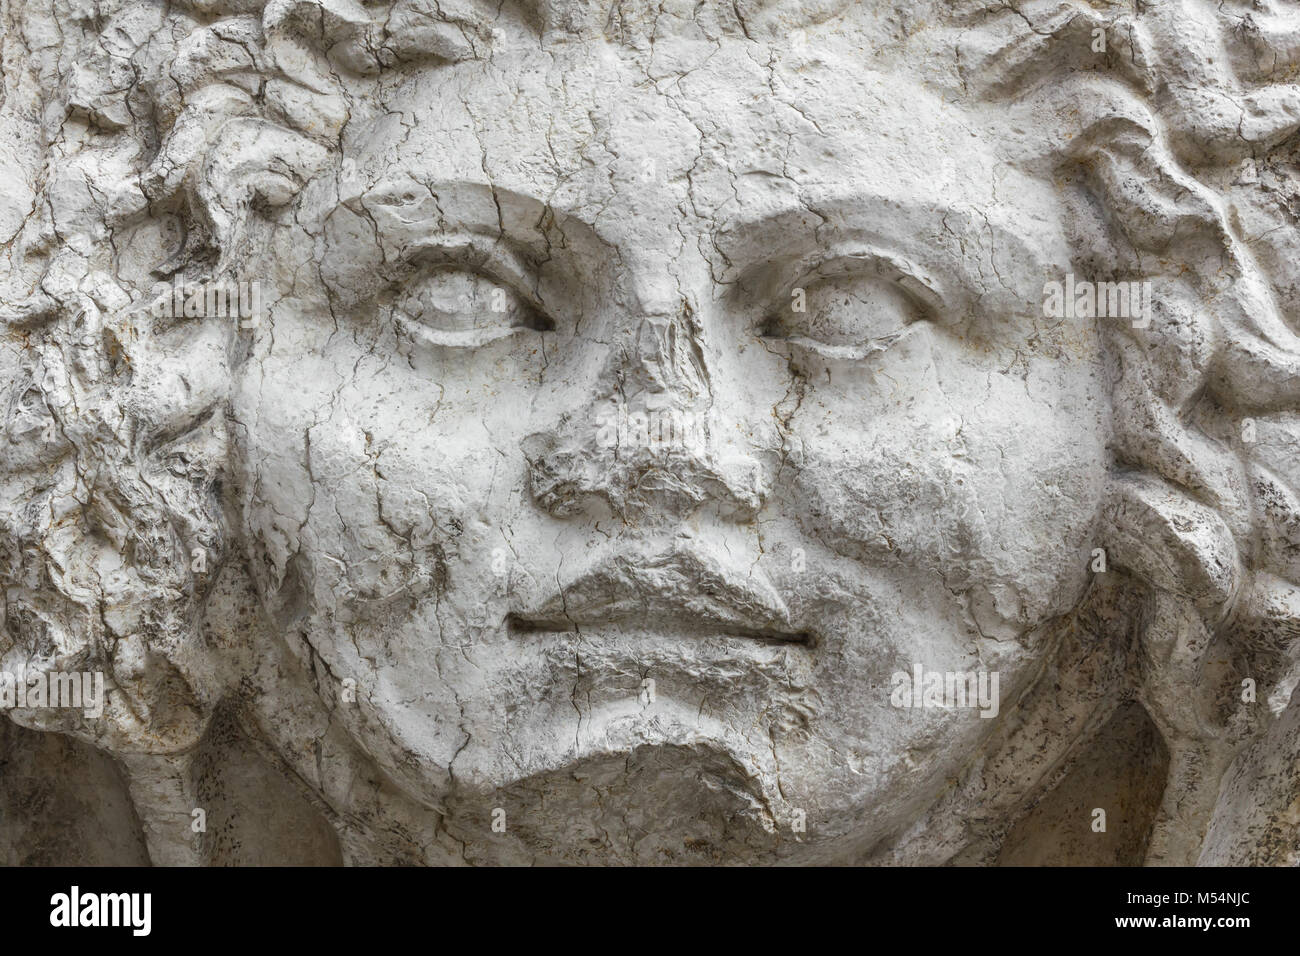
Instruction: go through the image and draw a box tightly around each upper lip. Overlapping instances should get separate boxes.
[509,538,811,644]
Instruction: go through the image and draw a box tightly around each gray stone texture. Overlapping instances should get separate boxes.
[1,0,1298,865]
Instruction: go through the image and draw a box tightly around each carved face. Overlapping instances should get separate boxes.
[233,36,1109,862]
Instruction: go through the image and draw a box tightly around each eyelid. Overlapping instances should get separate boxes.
[777,247,946,319]
[399,237,547,314]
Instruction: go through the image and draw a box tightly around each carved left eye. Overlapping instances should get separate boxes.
[760,275,923,361]
[390,267,553,348]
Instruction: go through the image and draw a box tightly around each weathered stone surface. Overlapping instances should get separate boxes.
[1,0,1298,865]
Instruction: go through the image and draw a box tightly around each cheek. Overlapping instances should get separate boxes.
[785,329,1109,631]
[233,306,549,622]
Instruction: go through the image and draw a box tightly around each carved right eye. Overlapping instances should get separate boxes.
[390,267,553,348]
[761,274,922,360]
[756,251,942,362]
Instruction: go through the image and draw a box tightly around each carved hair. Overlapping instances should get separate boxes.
[941,0,1300,862]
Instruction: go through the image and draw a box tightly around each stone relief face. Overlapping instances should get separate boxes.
[5,0,1300,868]
[233,39,1108,861]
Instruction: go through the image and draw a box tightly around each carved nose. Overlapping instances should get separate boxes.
[522,419,766,521]
[522,306,767,522]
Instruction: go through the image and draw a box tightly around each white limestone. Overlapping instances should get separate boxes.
[1,0,1299,866]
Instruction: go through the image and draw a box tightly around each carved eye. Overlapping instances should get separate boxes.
[760,271,928,361]
[390,267,553,348]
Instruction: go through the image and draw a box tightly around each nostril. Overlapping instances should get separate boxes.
[523,311,555,333]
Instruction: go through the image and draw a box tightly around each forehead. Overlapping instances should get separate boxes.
[346,37,1066,298]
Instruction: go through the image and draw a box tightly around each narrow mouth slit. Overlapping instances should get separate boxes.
[506,613,813,646]
[506,614,576,635]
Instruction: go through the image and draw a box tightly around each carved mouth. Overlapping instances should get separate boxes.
[506,612,813,646]
[505,538,814,646]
